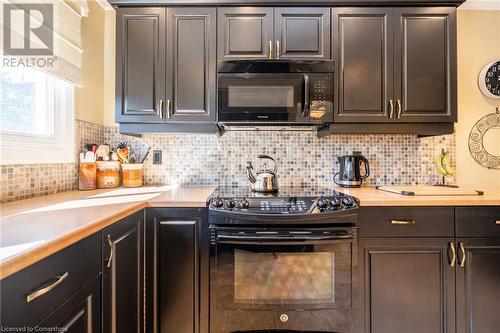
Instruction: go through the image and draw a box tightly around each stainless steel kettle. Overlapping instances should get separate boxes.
[246,155,279,192]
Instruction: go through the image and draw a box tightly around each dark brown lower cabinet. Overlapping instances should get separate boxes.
[37,277,101,333]
[456,238,500,333]
[146,208,209,333]
[359,238,456,333]
[102,211,145,333]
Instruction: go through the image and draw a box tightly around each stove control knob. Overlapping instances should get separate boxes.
[316,197,329,210]
[225,199,236,209]
[211,197,223,208]
[330,197,341,209]
[342,197,354,207]
[239,199,250,209]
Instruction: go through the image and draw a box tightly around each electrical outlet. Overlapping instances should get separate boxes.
[153,150,162,164]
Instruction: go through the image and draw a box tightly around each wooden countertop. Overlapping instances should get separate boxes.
[0,185,216,280]
[1,184,498,280]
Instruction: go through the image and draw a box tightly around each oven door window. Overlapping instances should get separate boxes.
[218,74,306,122]
[215,242,353,311]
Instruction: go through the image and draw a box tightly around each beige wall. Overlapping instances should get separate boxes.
[456,10,500,190]
[103,9,116,127]
[75,1,106,125]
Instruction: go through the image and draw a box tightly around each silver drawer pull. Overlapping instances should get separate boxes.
[390,219,416,225]
[496,220,500,225]
[26,272,69,303]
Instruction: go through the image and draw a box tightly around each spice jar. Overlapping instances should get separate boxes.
[122,163,144,188]
[79,162,96,190]
[96,161,120,188]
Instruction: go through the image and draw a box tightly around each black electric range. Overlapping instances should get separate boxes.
[208,187,359,333]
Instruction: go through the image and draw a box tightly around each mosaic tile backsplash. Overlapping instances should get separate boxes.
[0,120,103,203]
[1,122,455,203]
[104,127,456,188]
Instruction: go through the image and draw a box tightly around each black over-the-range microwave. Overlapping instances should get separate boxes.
[217,60,334,125]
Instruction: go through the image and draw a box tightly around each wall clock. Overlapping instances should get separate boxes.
[478,60,500,99]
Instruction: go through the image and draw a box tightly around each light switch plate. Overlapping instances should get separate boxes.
[153,150,162,164]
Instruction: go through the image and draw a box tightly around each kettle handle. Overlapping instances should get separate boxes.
[359,157,370,179]
[258,155,277,173]
[333,172,341,186]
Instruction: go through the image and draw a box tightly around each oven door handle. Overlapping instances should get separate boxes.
[302,74,310,117]
[216,233,352,245]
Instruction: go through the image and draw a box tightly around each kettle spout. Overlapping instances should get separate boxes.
[246,162,256,183]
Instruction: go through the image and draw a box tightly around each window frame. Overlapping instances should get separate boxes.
[0,73,75,164]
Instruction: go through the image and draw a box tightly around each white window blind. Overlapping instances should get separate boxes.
[0,0,88,86]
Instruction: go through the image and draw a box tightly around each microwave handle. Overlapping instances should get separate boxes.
[302,74,310,117]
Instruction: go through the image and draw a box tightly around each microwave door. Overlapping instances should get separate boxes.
[218,73,308,122]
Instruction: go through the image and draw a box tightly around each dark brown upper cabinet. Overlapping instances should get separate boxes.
[333,7,456,124]
[394,7,457,123]
[116,7,166,123]
[167,8,216,122]
[218,7,331,61]
[333,8,394,123]
[116,7,216,124]
[218,7,274,60]
[274,8,330,60]
[102,211,144,333]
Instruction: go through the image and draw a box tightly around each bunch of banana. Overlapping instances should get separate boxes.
[435,150,453,176]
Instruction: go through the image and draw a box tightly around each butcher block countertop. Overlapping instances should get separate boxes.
[1,185,499,280]
[0,185,216,280]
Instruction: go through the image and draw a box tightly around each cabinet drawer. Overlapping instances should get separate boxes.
[0,233,100,327]
[456,206,500,238]
[359,206,454,237]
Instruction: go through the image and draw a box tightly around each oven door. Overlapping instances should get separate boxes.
[210,226,356,312]
[218,73,310,122]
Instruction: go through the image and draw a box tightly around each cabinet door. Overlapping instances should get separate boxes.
[146,208,208,333]
[332,8,394,123]
[167,8,216,122]
[37,278,100,333]
[456,238,500,333]
[116,7,166,123]
[218,7,274,61]
[359,238,455,333]
[393,7,456,123]
[274,7,330,60]
[102,211,144,333]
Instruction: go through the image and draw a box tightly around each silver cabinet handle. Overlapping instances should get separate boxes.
[396,99,402,119]
[268,40,273,59]
[389,99,394,119]
[390,219,416,225]
[449,242,456,267]
[276,40,280,59]
[166,99,172,119]
[496,220,500,225]
[459,242,466,267]
[26,272,69,303]
[107,234,113,268]
[159,99,164,119]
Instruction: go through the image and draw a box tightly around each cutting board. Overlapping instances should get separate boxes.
[376,186,484,196]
